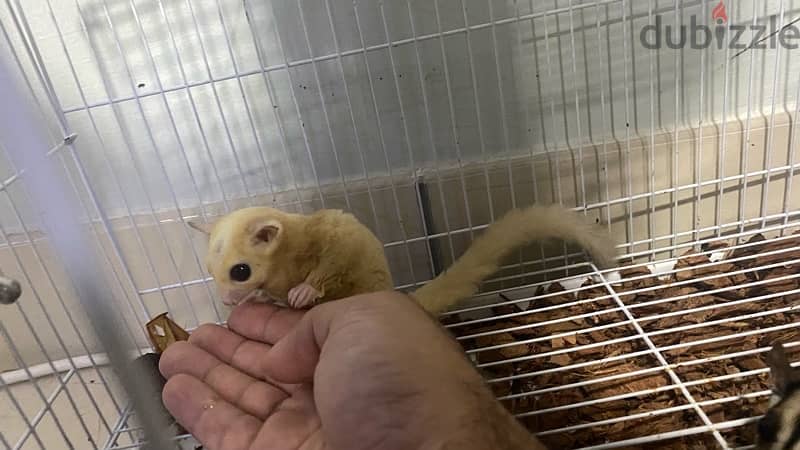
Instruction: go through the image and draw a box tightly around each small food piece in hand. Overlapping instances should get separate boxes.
[288,282,322,309]
[146,313,190,354]
[136,315,191,448]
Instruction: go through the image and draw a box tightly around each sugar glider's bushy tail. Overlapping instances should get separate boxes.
[411,205,617,315]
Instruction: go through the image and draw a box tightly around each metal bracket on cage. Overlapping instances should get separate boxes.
[0,273,21,305]
[0,134,80,193]
[45,132,78,157]
[413,173,443,277]
[63,132,78,146]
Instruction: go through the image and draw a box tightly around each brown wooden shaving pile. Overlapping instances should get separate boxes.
[445,231,800,449]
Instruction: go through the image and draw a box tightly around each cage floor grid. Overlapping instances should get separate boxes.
[443,228,800,450]
[103,407,198,450]
[103,227,800,450]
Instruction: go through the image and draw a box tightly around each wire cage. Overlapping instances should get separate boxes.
[0,0,798,448]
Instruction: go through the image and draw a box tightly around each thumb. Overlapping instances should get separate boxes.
[261,301,340,384]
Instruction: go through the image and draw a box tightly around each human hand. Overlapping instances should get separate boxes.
[159,291,545,450]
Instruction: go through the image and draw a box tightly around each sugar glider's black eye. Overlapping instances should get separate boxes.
[229,264,251,282]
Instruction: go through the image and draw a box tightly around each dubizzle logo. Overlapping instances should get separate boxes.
[712,0,728,25]
[640,0,800,51]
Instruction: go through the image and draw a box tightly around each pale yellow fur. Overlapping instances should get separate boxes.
[192,205,616,314]
[194,207,392,305]
[412,205,616,313]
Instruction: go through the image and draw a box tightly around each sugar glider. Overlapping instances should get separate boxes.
[189,205,617,314]
[757,343,800,450]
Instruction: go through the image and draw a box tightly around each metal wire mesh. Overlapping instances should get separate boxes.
[0,0,798,449]
[447,223,800,449]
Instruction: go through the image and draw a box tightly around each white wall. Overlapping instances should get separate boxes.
[2,0,799,229]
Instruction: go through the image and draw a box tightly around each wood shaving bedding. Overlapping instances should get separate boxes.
[445,231,800,448]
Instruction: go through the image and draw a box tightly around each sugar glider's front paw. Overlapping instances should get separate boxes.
[287,283,321,309]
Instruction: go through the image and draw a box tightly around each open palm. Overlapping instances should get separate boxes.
[159,292,545,450]
[159,304,323,449]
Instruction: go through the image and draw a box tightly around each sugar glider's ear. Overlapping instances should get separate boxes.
[187,220,214,235]
[767,343,800,397]
[248,219,281,245]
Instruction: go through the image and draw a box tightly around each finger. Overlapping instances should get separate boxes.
[261,300,341,383]
[159,341,290,419]
[188,324,299,392]
[228,302,303,344]
[263,292,414,383]
[163,373,261,450]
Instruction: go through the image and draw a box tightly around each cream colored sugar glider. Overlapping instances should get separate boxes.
[189,204,617,314]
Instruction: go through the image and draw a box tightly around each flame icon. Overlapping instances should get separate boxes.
[712,0,728,24]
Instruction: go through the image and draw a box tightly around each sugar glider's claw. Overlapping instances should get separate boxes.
[287,283,321,309]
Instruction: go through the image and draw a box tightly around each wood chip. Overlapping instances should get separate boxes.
[492,303,524,317]
[737,357,764,371]
[619,265,651,278]
[729,233,767,260]
[445,229,800,447]
[674,250,735,282]
[676,249,711,266]
[763,266,800,288]
[653,315,683,329]
[756,250,800,268]
[701,240,730,252]
[474,332,530,362]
